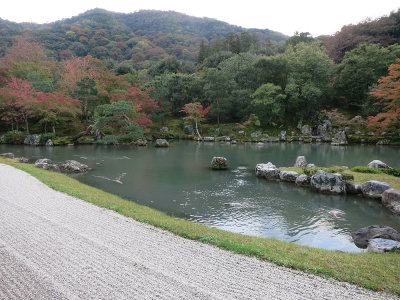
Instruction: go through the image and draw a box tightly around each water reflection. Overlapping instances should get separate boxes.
[1,141,399,252]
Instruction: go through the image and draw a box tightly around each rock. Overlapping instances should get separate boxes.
[295,174,310,187]
[257,142,264,146]
[331,130,347,146]
[0,135,5,143]
[24,134,41,146]
[184,125,194,134]
[361,180,391,199]
[238,130,245,136]
[231,140,237,144]
[16,157,29,163]
[279,171,299,182]
[250,131,262,138]
[261,137,279,143]
[352,225,400,248]
[45,139,53,146]
[278,131,286,141]
[317,120,332,137]
[210,157,228,170]
[382,189,400,215]
[303,137,312,143]
[354,115,363,121]
[300,125,311,135]
[34,158,60,172]
[368,132,375,136]
[136,139,148,146]
[310,170,346,194]
[155,139,169,147]
[255,162,280,180]
[376,139,390,145]
[367,238,400,253]
[216,136,231,142]
[0,152,15,158]
[58,160,90,174]
[294,156,307,168]
[306,163,316,168]
[346,182,362,195]
[367,160,391,169]
[203,137,215,142]
[160,126,169,132]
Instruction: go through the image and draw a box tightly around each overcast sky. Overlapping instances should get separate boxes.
[2,0,400,36]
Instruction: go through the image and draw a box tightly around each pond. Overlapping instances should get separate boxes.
[1,141,400,252]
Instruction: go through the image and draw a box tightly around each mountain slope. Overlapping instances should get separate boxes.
[0,9,288,66]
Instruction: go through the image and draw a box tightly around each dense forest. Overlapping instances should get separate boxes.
[0,8,399,144]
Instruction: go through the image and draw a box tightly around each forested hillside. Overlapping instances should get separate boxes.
[0,8,399,144]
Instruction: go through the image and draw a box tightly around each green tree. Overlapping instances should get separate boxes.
[335,43,400,111]
[93,101,143,144]
[251,83,287,124]
[74,76,98,125]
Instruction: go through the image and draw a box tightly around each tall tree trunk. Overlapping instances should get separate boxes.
[195,120,202,139]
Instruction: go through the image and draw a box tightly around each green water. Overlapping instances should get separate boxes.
[1,141,399,252]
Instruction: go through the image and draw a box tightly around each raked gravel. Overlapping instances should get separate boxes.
[0,163,397,300]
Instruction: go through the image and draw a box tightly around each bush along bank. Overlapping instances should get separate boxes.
[256,157,400,253]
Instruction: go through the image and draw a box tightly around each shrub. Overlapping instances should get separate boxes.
[40,133,56,144]
[351,166,400,178]
[4,130,26,144]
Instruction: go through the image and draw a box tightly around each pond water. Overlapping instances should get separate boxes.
[1,141,400,252]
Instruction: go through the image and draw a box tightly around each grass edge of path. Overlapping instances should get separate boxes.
[1,158,399,296]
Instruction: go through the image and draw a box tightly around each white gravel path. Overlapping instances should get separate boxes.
[0,163,397,300]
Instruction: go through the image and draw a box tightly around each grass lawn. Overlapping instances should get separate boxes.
[1,157,400,296]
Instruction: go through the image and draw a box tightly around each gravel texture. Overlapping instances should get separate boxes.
[0,163,397,300]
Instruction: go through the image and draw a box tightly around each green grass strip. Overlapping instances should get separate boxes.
[1,158,400,296]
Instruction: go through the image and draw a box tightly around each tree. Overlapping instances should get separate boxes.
[93,101,144,144]
[251,83,287,125]
[334,44,400,110]
[180,102,212,139]
[74,76,98,125]
[203,68,233,128]
[367,58,400,134]
[35,92,81,134]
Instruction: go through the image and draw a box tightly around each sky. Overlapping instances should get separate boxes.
[2,0,400,36]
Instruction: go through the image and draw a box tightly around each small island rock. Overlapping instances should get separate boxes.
[279,171,299,182]
[58,160,90,174]
[211,157,228,170]
[155,139,169,147]
[0,152,15,159]
[24,134,41,146]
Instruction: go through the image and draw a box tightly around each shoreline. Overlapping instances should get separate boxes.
[0,158,399,297]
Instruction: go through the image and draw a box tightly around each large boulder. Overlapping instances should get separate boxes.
[279,171,299,182]
[367,160,391,169]
[34,158,60,172]
[58,160,90,174]
[345,182,362,195]
[301,125,311,135]
[255,162,280,180]
[352,225,400,248]
[45,139,53,147]
[367,238,400,253]
[210,157,228,170]
[136,139,148,146]
[250,131,262,138]
[361,180,391,199]
[317,120,332,137]
[184,125,194,135]
[0,152,15,158]
[155,139,169,147]
[278,131,286,141]
[203,137,215,142]
[160,126,169,132]
[0,135,5,143]
[294,156,307,168]
[331,130,347,146]
[381,189,400,215]
[295,174,310,187]
[24,134,41,146]
[310,170,346,194]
